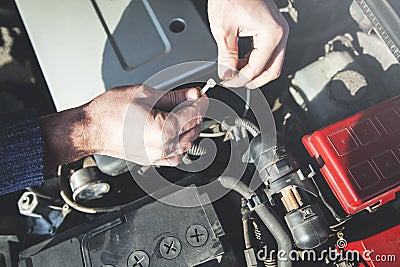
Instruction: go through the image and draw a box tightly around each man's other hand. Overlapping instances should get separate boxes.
[208,0,289,89]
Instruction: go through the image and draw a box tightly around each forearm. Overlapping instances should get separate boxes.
[39,105,97,173]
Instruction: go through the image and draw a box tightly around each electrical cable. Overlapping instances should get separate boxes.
[243,88,251,117]
[236,117,261,137]
[199,132,226,138]
[310,177,349,222]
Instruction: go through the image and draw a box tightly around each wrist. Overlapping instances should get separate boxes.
[39,105,97,173]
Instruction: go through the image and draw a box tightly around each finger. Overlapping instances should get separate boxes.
[246,46,286,89]
[164,126,201,157]
[164,94,209,136]
[148,95,207,160]
[214,31,239,80]
[153,87,201,111]
[153,95,208,152]
[179,125,201,146]
[157,125,201,165]
[155,154,184,167]
[222,33,276,88]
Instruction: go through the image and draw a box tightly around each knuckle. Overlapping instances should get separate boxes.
[273,24,285,40]
[179,141,192,153]
[271,70,281,81]
[210,27,226,39]
[181,112,198,132]
[152,121,166,150]
[254,66,264,77]
[166,113,180,134]
[134,85,152,100]
[159,145,169,159]
[161,140,176,159]
[274,19,290,40]
[247,63,262,78]
[168,91,180,109]
[153,112,165,132]
[155,112,178,140]
[218,49,238,59]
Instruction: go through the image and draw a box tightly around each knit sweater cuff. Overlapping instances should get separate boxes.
[0,110,44,195]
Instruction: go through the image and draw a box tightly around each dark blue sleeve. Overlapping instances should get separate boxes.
[0,110,44,195]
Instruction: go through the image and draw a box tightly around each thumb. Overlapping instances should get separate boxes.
[215,32,239,80]
[154,87,200,111]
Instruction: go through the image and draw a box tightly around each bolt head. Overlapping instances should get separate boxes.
[127,250,149,267]
[18,192,39,216]
[159,236,181,260]
[186,225,208,247]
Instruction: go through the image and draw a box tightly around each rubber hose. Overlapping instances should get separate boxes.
[218,176,293,267]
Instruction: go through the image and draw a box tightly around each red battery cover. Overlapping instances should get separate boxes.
[303,96,400,215]
[339,225,400,267]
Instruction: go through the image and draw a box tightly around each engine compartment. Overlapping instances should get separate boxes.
[0,0,399,266]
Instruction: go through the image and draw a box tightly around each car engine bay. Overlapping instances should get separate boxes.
[0,0,399,266]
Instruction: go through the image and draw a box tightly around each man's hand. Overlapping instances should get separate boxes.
[39,86,208,172]
[208,0,289,88]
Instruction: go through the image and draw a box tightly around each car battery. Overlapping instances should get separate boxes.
[18,186,227,267]
[303,96,400,214]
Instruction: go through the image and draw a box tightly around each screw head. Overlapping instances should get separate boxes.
[127,250,149,267]
[186,225,208,247]
[159,236,181,260]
